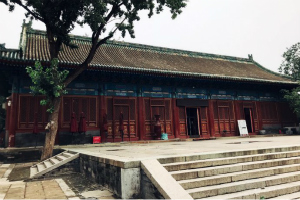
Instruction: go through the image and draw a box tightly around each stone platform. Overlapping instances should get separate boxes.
[61,135,300,199]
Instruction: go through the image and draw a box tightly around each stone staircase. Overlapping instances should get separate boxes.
[30,151,79,179]
[160,147,300,199]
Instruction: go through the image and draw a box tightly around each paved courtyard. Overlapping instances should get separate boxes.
[63,135,300,162]
[0,163,115,199]
[1,135,300,199]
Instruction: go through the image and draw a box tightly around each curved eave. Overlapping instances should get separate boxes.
[0,58,297,86]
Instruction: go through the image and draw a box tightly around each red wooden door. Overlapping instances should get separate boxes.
[219,107,231,135]
[199,107,210,138]
[113,105,130,141]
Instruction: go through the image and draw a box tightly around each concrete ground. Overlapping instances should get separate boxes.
[63,135,300,163]
[1,135,300,199]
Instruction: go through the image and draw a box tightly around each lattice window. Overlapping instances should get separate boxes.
[106,97,137,139]
[165,100,170,120]
[18,95,48,129]
[229,102,234,119]
[29,97,35,123]
[107,98,113,120]
[261,102,278,121]
[130,99,136,120]
[62,96,98,128]
[151,106,165,120]
[114,99,129,105]
[72,98,80,121]
[20,96,27,123]
[218,101,228,107]
[252,106,257,119]
[212,101,219,120]
[144,98,173,136]
[114,106,129,120]
[89,98,96,121]
[114,106,122,120]
[37,96,45,122]
[179,107,185,120]
[200,107,207,120]
[144,99,150,121]
[63,98,71,122]
[151,100,164,106]
[82,98,88,121]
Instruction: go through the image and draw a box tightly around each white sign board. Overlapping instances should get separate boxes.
[238,120,249,136]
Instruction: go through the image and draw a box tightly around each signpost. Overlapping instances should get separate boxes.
[238,120,249,137]
[93,136,101,144]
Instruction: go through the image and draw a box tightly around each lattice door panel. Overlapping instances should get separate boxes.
[199,107,210,137]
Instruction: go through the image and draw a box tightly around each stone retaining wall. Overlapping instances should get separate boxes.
[78,154,163,199]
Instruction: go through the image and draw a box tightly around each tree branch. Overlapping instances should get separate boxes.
[93,2,124,42]
[96,17,127,49]
[14,1,44,22]
[64,2,125,87]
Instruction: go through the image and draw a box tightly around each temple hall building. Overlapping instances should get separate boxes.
[0,22,298,147]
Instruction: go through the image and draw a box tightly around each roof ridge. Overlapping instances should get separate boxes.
[252,60,292,80]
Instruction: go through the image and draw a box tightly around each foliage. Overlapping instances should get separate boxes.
[2,0,187,53]
[26,59,69,113]
[279,42,300,80]
[281,87,300,117]
[279,42,300,117]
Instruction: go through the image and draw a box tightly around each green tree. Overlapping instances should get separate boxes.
[1,0,187,160]
[279,42,300,117]
[279,42,300,80]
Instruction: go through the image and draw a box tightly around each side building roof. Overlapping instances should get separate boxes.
[0,21,296,85]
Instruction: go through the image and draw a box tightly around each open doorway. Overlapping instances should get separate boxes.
[186,108,199,137]
[244,108,254,133]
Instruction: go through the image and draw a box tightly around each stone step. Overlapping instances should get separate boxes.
[179,163,300,189]
[171,156,300,181]
[36,163,46,172]
[62,152,74,158]
[202,180,300,199]
[30,166,38,176]
[163,150,300,171]
[158,146,300,164]
[56,155,67,161]
[268,191,300,199]
[188,171,300,199]
[43,160,53,168]
[30,151,79,179]
[49,158,60,165]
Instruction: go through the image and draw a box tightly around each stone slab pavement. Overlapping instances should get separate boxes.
[63,135,300,163]
[0,163,116,199]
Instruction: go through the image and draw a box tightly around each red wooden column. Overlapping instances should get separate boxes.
[171,98,180,138]
[8,93,18,147]
[137,96,145,140]
[5,98,11,147]
[234,100,241,136]
[99,94,106,141]
[255,101,263,131]
[208,100,215,137]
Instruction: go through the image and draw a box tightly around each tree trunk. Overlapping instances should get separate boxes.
[40,97,61,161]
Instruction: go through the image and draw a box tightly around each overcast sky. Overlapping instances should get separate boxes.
[1,0,300,72]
